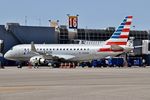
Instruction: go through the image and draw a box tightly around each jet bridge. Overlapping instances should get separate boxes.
[5,23,26,44]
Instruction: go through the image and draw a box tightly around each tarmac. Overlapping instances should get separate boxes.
[0,67,150,100]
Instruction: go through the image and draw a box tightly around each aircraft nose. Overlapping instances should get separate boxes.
[4,51,12,60]
[4,52,9,59]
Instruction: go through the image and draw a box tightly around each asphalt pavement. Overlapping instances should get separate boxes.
[0,67,150,100]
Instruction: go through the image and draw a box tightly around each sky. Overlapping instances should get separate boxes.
[0,0,150,30]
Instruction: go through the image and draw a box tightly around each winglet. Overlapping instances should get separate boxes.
[31,41,37,52]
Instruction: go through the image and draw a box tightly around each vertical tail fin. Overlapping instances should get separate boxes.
[105,16,133,45]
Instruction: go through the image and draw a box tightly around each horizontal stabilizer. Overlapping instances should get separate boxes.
[134,45,142,48]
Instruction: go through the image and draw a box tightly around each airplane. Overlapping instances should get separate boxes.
[4,16,133,67]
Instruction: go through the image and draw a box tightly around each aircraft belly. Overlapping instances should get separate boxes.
[71,52,122,61]
[71,53,101,61]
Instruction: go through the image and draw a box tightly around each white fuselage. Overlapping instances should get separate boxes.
[4,44,123,61]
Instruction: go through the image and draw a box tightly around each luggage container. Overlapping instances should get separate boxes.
[91,59,106,67]
[107,57,124,67]
[127,57,143,67]
[79,61,91,68]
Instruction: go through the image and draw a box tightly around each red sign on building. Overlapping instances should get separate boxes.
[69,16,78,29]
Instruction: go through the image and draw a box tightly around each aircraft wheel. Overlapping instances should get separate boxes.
[17,64,22,68]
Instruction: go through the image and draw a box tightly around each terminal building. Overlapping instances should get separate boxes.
[0,22,150,65]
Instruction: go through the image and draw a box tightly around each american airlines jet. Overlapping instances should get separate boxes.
[4,16,133,66]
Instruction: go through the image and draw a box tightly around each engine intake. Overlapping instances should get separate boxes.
[29,56,46,66]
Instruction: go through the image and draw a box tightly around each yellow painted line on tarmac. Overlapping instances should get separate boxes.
[0,86,45,93]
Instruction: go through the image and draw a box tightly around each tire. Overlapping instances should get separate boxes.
[17,65,22,68]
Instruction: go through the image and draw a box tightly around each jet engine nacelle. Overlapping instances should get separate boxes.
[29,56,46,66]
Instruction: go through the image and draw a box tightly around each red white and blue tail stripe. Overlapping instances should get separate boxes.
[105,16,133,45]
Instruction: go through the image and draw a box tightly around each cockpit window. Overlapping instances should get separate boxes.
[10,47,13,50]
